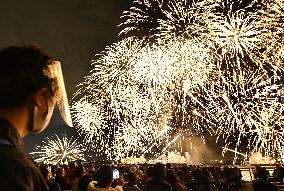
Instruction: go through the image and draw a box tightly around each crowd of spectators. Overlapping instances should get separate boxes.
[38,162,244,191]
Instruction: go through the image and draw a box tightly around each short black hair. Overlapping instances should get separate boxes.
[0,45,52,108]
[256,167,268,180]
[55,167,64,178]
[127,171,137,185]
[96,164,113,188]
[39,165,49,180]
[75,165,85,178]
[78,174,93,191]
[152,163,165,178]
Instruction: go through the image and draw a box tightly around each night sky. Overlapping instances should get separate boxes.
[0,0,233,160]
[0,0,131,153]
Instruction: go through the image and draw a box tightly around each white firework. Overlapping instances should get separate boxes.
[210,11,267,59]
[191,67,284,159]
[119,0,164,38]
[158,0,217,40]
[72,0,284,162]
[30,135,86,165]
[72,37,216,159]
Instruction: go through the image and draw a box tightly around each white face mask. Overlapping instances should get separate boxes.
[32,96,56,133]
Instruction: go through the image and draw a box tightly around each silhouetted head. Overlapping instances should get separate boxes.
[256,167,268,181]
[0,45,56,135]
[0,45,52,108]
[152,163,165,179]
[96,164,113,188]
[127,171,137,185]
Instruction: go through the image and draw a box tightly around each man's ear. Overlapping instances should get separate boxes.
[34,87,49,108]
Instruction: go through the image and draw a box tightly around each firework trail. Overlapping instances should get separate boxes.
[30,135,86,164]
[222,147,247,158]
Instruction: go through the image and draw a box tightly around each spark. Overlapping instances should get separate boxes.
[161,134,182,153]
[222,147,247,157]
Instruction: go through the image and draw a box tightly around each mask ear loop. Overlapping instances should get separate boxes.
[32,95,50,134]
[31,85,55,133]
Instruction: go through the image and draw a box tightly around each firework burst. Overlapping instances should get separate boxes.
[72,36,216,159]
[269,0,284,17]
[210,11,265,58]
[30,135,86,164]
[119,0,165,38]
[191,66,284,159]
[73,0,284,162]
[157,0,214,39]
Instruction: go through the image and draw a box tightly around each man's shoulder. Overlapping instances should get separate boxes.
[124,185,141,191]
[0,146,47,190]
[253,180,277,190]
[0,146,36,170]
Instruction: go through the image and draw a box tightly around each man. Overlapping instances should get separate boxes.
[145,163,172,191]
[0,46,72,191]
[88,164,124,191]
[253,167,278,191]
[123,171,141,191]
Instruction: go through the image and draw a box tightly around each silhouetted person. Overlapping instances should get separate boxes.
[0,46,72,191]
[89,164,124,191]
[39,165,61,191]
[53,167,71,191]
[124,171,141,191]
[165,169,187,191]
[73,165,85,191]
[78,174,93,191]
[192,168,214,191]
[253,167,278,191]
[145,163,172,191]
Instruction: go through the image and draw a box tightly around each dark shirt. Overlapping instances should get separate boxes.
[0,118,48,191]
[145,177,172,191]
[123,184,141,191]
[53,176,70,191]
[47,181,61,191]
[253,179,278,191]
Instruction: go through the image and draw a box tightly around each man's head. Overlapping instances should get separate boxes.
[96,164,113,188]
[256,167,268,181]
[0,46,56,135]
[55,167,65,178]
[152,163,166,179]
[127,171,137,185]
